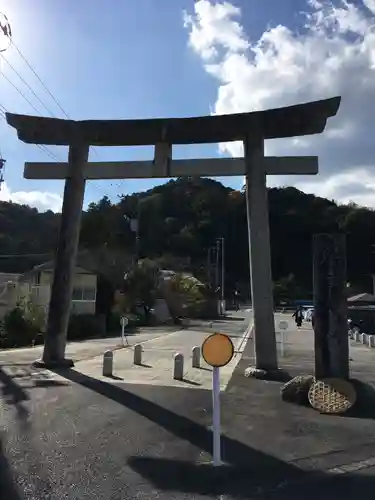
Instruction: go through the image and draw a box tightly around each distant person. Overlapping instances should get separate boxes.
[292,306,304,329]
[233,289,240,311]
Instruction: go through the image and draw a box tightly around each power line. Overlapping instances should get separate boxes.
[10,40,69,119]
[10,40,104,171]
[36,145,60,162]
[1,70,44,115]
[5,38,108,195]
[0,18,61,173]
[0,97,60,162]
[1,53,58,117]
[0,252,53,258]
[9,40,105,164]
[10,39,100,156]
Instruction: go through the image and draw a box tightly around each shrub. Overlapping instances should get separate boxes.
[3,307,39,347]
[67,313,106,341]
[107,311,122,333]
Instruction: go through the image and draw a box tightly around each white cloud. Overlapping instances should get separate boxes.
[0,182,62,212]
[184,0,375,208]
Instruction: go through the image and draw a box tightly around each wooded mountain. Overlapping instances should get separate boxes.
[0,177,374,297]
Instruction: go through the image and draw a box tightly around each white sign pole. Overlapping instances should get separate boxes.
[212,366,222,466]
[121,317,129,346]
[278,320,288,357]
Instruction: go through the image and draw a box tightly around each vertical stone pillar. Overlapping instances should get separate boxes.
[244,135,277,371]
[38,142,89,367]
[313,233,349,379]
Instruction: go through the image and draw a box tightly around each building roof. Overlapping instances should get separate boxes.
[34,261,92,274]
[0,272,20,283]
[20,260,93,280]
[159,269,204,286]
[348,293,375,303]
[6,97,341,146]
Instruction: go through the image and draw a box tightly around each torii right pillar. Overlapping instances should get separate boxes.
[242,102,342,372]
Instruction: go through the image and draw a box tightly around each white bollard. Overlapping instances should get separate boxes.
[102,350,113,377]
[173,353,184,380]
[192,346,201,368]
[134,344,142,365]
[361,333,367,345]
[369,335,375,348]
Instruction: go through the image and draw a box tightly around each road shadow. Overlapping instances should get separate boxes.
[344,379,375,420]
[212,316,246,322]
[51,367,375,497]
[0,438,25,500]
[127,456,375,499]
[181,379,201,386]
[51,367,306,495]
[0,364,69,425]
[0,367,29,425]
[104,374,123,381]
[33,379,70,387]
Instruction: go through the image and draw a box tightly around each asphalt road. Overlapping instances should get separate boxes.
[0,310,252,500]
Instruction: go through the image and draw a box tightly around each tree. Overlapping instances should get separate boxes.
[2,177,375,297]
[273,274,303,304]
[120,259,160,320]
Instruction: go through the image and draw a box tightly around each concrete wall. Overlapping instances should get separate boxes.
[19,271,97,316]
[0,271,98,321]
[71,300,96,314]
[39,271,97,315]
[39,271,96,289]
[0,281,18,318]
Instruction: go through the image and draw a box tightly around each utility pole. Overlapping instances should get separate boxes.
[127,200,141,265]
[215,240,220,291]
[207,247,215,287]
[217,237,225,314]
[134,202,140,262]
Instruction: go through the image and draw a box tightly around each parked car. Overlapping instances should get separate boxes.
[303,307,314,322]
[347,306,375,334]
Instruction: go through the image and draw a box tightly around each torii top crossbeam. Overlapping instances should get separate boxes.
[6,96,340,146]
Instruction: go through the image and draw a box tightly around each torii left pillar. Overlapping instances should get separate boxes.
[35,142,89,367]
[244,135,277,371]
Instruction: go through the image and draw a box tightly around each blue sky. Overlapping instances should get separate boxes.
[0,0,375,210]
[0,0,314,210]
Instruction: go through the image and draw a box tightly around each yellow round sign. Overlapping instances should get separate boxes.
[201,332,234,368]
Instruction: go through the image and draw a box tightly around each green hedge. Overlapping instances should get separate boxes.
[2,307,39,348]
[1,310,110,348]
[67,313,106,341]
[107,312,122,333]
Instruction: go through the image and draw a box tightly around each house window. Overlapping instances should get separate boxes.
[72,286,96,302]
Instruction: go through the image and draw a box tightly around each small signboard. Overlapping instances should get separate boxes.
[202,332,234,367]
[121,316,129,346]
[201,332,235,467]
[279,320,288,331]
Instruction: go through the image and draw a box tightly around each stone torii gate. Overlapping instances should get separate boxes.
[6,96,341,369]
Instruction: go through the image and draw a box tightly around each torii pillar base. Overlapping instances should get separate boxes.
[33,358,74,369]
